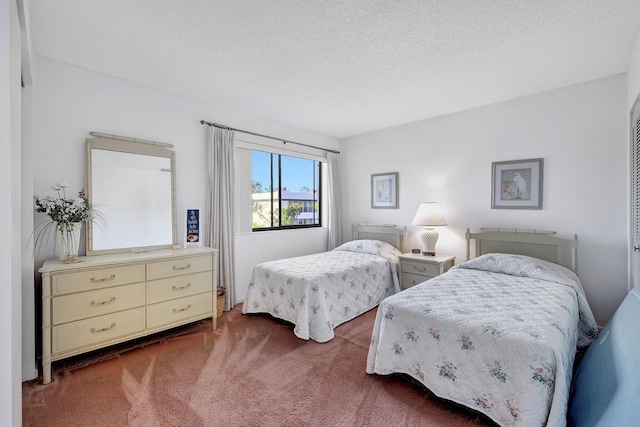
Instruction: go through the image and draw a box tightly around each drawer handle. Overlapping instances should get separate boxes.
[90,297,116,307]
[90,274,116,283]
[172,283,191,291]
[172,263,191,271]
[411,265,427,273]
[172,304,192,313]
[90,322,116,334]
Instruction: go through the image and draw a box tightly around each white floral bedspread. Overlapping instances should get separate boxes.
[366,253,598,426]
[242,240,402,343]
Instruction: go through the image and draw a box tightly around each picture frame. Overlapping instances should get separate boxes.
[185,208,201,247]
[491,158,543,209]
[371,172,399,209]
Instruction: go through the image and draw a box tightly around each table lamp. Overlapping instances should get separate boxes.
[411,202,447,256]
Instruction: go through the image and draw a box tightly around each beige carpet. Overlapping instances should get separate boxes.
[23,305,494,426]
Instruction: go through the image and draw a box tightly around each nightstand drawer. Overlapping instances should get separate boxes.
[401,260,440,276]
[401,272,433,288]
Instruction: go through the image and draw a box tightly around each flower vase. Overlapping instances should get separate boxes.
[56,222,82,263]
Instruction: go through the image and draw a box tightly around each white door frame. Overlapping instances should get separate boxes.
[630,92,640,290]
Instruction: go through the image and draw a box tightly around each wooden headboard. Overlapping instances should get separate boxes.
[352,223,408,253]
[465,227,579,273]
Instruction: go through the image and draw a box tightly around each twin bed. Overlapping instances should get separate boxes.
[242,223,407,342]
[368,228,598,426]
[242,226,599,426]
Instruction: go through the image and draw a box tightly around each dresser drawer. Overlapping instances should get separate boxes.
[146,255,212,280]
[147,292,213,329]
[147,271,213,304]
[401,272,433,288]
[52,282,145,325]
[52,307,145,355]
[52,265,146,295]
[401,260,440,276]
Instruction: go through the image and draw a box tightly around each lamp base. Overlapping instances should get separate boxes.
[418,227,439,256]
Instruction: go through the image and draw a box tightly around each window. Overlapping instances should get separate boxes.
[251,150,321,230]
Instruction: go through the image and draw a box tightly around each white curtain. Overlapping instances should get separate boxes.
[326,151,343,250]
[206,127,236,311]
[234,147,252,233]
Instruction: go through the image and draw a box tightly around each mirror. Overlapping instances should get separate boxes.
[86,137,177,255]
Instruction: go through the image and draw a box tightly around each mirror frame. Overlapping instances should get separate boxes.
[86,137,178,255]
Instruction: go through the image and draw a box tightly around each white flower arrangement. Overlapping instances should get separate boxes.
[34,182,93,225]
[32,182,102,260]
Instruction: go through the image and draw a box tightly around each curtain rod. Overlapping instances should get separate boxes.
[199,120,340,154]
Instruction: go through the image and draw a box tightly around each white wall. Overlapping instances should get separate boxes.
[2,0,23,423]
[21,9,36,382]
[340,74,628,326]
[21,78,36,382]
[28,55,338,379]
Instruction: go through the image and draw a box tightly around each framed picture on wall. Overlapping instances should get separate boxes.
[491,158,543,209]
[371,172,399,209]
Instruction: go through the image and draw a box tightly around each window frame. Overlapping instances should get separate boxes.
[251,150,322,232]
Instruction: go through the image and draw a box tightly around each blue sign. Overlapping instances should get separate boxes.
[186,209,199,244]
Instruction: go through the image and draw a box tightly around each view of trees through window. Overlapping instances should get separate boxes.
[251,150,321,230]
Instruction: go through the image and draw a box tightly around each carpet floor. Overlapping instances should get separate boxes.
[22,305,495,426]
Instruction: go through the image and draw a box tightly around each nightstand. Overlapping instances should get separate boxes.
[398,253,455,289]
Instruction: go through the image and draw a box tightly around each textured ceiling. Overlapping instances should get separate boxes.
[27,0,640,139]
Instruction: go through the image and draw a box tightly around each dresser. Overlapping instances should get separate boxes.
[398,253,455,289]
[39,247,217,384]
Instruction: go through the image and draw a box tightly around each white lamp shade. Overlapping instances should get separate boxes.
[411,202,447,256]
[411,202,447,226]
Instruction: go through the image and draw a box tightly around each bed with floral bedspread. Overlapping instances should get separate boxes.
[242,240,402,343]
[367,253,599,426]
